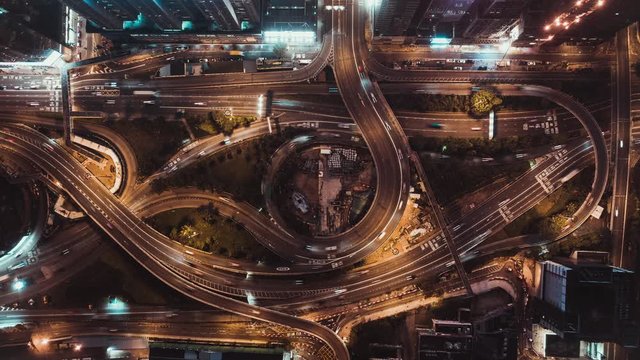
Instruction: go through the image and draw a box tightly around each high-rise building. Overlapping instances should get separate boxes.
[0,2,64,61]
[374,0,421,36]
[533,251,638,349]
[263,0,315,32]
[59,0,262,32]
[457,0,526,42]
[414,0,476,38]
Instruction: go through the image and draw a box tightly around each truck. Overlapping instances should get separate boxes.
[560,169,580,183]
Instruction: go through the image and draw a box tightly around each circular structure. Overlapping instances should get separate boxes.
[271,142,376,237]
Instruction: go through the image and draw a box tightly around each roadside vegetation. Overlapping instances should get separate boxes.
[410,135,564,158]
[470,89,502,116]
[105,116,188,177]
[148,205,279,264]
[502,166,595,242]
[386,93,552,113]
[187,110,257,136]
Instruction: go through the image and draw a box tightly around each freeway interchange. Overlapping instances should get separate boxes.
[0,1,631,359]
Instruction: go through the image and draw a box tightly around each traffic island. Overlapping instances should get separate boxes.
[267,137,376,237]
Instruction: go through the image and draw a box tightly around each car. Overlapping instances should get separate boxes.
[61,249,71,256]
[453,66,463,70]
[357,65,363,72]
[406,275,416,281]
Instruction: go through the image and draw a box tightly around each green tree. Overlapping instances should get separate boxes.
[470,89,502,116]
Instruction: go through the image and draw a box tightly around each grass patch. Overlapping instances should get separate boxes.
[419,155,529,205]
[148,206,279,263]
[105,117,189,177]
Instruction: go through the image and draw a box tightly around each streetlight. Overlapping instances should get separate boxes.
[257,94,264,118]
[12,279,26,291]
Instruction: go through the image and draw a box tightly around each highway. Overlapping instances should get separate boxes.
[610,27,632,269]
[0,124,350,359]
[367,53,608,83]
[0,3,623,359]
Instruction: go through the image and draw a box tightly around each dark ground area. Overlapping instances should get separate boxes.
[105,117,188,178]
[0,177,28,253]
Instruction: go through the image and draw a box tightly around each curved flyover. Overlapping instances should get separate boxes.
[0,124,349,360]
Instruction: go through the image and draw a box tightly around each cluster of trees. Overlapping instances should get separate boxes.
[163,205,274,262]
[189,111,256,136]
[150,130,307,207]
[470,89,503,116]
[151,138,273,204]
[540,202,579,237]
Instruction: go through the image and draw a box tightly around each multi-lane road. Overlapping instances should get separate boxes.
[0,3,632,359]
[610,27,632,269]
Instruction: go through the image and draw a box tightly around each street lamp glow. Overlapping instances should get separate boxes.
[366,0,382,7]
[12,279,25,291]
[257,94,264,117]
[106,297,128,313]
[430,37,451,46]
